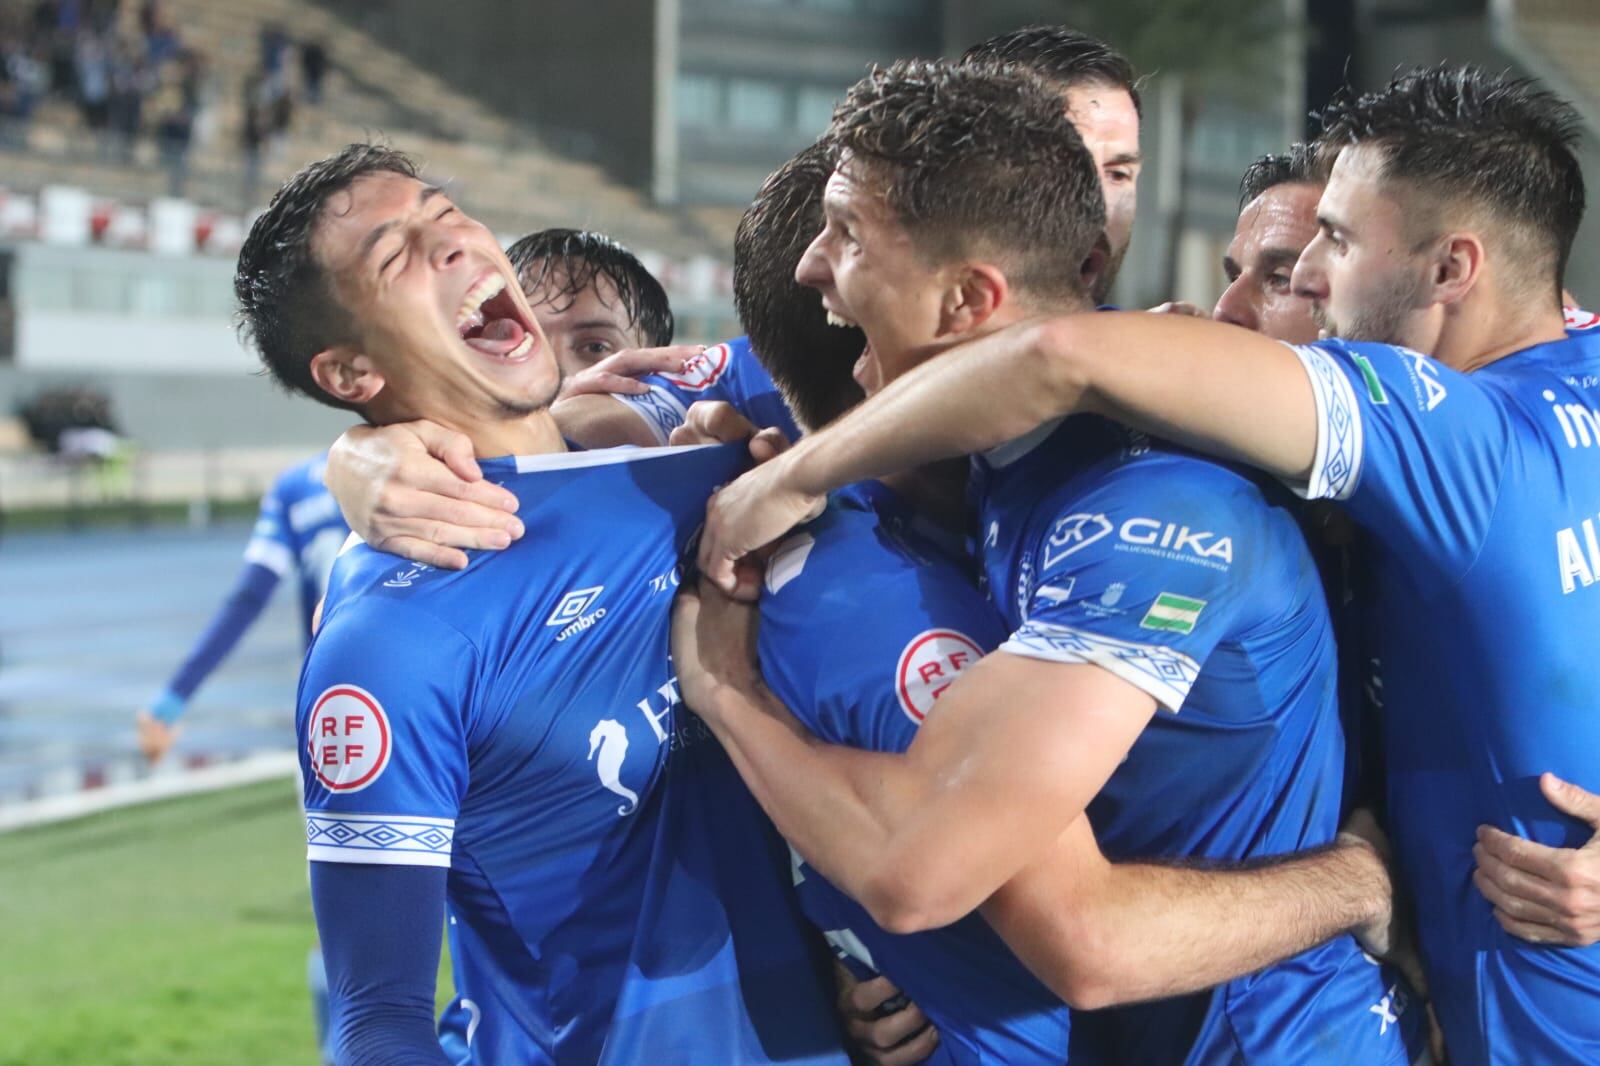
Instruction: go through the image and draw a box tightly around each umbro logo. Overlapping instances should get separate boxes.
[548,586,608,641]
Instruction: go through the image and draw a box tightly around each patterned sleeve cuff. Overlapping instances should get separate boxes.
[614,386,690,447]
[1285,343,1364,501]
[305,811,455,868]
[999,620,1200,713]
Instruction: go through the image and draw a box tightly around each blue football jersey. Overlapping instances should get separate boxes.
[616,335,802,444]
[758,482,1073,1065]
[302,444,844,1065]
[247,451,348,639]
[1290,328,1600,1064]
[975,417,1419,1065]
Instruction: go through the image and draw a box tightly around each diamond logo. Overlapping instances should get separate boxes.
[547,586,605,627]
[1042,513,1113,569]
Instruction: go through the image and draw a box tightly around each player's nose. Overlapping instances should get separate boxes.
[1213,279,1258,331]
[1291,235,1331,301]
[794,232,830,290]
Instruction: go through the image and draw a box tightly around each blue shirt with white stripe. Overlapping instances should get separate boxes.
[1289,322,1600,1064]
[974,416,1419,1065]
[301,443,845,1065]
[615,335,802,444]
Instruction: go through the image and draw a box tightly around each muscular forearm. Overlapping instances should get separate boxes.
[985,834,1390,1010]
[781,312,1315,502]
[697,680,931,929]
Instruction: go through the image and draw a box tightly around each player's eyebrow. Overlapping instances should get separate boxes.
[570,319,626,332]
[1105,151,1142,167]
[359,184,444,262]
[1257,247,1303,271]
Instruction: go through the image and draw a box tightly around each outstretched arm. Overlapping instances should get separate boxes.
[674,584,1394,1005]
[700,313,1315,596]
[981,818,1392,1009]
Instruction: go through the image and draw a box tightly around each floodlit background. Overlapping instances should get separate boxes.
[0,0,1595,1062]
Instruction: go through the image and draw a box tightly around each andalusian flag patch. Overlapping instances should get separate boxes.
[1139,592,1206,635]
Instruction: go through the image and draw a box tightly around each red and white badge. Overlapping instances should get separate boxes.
[1565,306,1599,332]
[895,630,984,724]
[660,343,732,391]
[307,684,392,792]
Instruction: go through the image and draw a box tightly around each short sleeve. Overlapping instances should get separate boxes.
[614,339,800,444]
[298,601,476,869]
[1288,339,1510,581]
[813,601,1004,754]
[242,484,294,576]
[999,465,1259,713]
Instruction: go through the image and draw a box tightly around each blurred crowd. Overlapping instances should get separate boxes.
[0,0,327,200]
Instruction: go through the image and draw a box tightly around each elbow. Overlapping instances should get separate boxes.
[858,861,969,936]
[1029,317,1096,416]
[1022,915,1138,1011]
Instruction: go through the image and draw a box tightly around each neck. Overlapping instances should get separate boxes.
[1434,292,1568,375]
[442,410,567,459]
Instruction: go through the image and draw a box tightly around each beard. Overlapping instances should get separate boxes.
[1311,271,1426,344]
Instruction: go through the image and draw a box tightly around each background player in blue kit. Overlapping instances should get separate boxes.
[234,143,845,1064]
[676,59,1419,1065]
[136,450,346,764]
[701,64,1600,1065]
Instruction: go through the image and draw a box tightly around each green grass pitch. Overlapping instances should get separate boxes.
[0,778,453,1065]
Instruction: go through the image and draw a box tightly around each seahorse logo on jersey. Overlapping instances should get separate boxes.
[587,720,639,816]
[659,343,732,391]
[307,684,392,793]
[895,629,984,724]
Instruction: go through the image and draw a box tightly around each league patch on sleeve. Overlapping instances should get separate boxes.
[307,684,393,793]
[895,629,984,724]
[1565,306,1599,332]
[659,343,732,391]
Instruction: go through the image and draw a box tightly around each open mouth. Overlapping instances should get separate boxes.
[825,309,859,329]
[456,273,536,361]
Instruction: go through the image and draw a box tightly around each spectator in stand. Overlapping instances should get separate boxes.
[153,46,200,195]
[299,36,326,106]
[73,26,110,154]
[107,30,148,162]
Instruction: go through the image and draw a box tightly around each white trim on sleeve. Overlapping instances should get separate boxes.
[243,537,294,576]
[1285,343,1364,501]
[612,385,690,447]
[1000,620,1200,713]
[304,811,454,868]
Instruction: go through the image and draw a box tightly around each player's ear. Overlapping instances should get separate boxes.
[1429,231,1485,307]
[310,346,386,407]
[1080,232,1111,298]
[939,263,1007,338]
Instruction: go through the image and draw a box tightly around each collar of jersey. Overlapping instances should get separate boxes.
[980,417,1066,470]
[474,442,718,476]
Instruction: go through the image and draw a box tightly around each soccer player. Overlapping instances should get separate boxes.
[235,143,844,1064]
[960,26,1142,304]
[504,226,676,377]
[699,65,1600,1064]
[679,58,1418,1064]
[137,450,347,764]
[1212,144,1325,344]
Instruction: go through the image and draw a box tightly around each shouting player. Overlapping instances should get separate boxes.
[700,64,1600,1064]
[678,58,1419,1064]
[235,143,845,1064]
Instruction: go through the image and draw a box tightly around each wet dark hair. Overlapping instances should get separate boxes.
[235,142,419,411]
[1315,64,1585,296]
[828,58,1105,302]
[506,227,674,348]
[1237,142,1322,210]
[733,140,865,432]
[961,25,1140,115]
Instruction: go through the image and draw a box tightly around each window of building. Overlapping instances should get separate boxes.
[727,76,787,130]
[678,72,723,126]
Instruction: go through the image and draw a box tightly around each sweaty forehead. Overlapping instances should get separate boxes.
[311,171,428,268]
[1062,86,1139,148]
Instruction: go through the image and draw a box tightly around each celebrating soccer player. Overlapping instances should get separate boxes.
[235,144,846,1064]
[700,64,1600,1063]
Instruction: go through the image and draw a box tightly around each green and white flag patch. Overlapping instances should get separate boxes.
[1139,592,1207,635]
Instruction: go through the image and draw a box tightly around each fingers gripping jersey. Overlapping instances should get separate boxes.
[303,444,844,1066]
[758,482,1072,1065]
[1290,331,1600,1064]
[975,416,1419,1066]
[247,451,349,639]
[615,335,803,445]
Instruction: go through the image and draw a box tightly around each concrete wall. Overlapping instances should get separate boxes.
[313,0,660,188]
